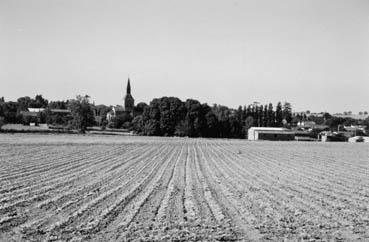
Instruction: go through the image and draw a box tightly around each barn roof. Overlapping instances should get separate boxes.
[249,127,289,131]
[248,127,295,134]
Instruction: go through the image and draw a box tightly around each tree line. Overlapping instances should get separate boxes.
[1,94,368,137]
[131,97,292,138]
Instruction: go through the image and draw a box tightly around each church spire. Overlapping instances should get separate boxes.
[126,78,131,94]
[124,77,134,114]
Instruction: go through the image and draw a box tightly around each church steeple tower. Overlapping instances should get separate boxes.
[126,78,131,95]
[124,78,134,114]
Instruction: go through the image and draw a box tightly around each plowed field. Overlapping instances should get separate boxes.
[0,134,368,241]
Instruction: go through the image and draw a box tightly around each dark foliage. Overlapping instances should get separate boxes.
[68,95,95,133]
[131,97,291,138]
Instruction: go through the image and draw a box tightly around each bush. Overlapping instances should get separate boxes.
[356,136,364,142]
[0,117,4,128]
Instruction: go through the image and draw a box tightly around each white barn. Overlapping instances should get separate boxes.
[248,127,295,141]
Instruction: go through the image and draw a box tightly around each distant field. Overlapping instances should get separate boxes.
[0,124,50,131]
[0,134,368,241]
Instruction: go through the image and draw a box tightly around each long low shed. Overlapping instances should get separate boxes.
[248,127,295,141]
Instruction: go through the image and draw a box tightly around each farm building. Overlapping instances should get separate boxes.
[319,131,348,142]
[248,127,295,141]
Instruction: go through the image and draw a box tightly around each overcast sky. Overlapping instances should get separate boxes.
[1,0,368,113]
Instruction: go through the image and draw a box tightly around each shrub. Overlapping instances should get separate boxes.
[356,136,364,143]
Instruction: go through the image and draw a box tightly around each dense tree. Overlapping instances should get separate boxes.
[159,97,185,136]
[262,105,268,127]
[111,113,132,129]
[323,112,332,120]
[1,102,19,123]
[204,110,219,137]
[17,96,32,111]
[308,115,325,125]
[134,102,148,116]
[131,115,144,134]
[141,99,161,135]
[30,95,48,108]
[212,104,232,138]
[244,116,254,136]
[275,102,283,127]
[282,102,292,126]
[144,119,161,136]
[184,99,205,137]
[267,103,274,127]
[0,93,302,138]
[48,100,69,109]
[68,95,95,133]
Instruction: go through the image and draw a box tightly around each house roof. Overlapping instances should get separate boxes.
[249,127,289,131]
[28,108,45,112]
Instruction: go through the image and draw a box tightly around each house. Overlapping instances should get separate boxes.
[106,106,125,122]
[248,127,295,141]
[297,121,316,130]
[343,125,366,134]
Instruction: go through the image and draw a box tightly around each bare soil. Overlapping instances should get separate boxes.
[0,134,368,241]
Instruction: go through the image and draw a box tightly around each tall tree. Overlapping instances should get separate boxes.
[30,95,48,108]
[282,102,292,126]
[17,96,32,111]
[275,102,283,127]
[134,102,148,116]
[48,100,69,109]
[1,102,19,123]
[184,99,205,137]
[267,103,274,127]
[263,105,268,127]
[68,95,95,133]
[244,116,254,137]
[131,115,144,134]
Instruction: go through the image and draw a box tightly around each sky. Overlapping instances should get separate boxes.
[1,0,368,113]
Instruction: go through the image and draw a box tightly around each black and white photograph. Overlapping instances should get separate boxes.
[1,0,369,241]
